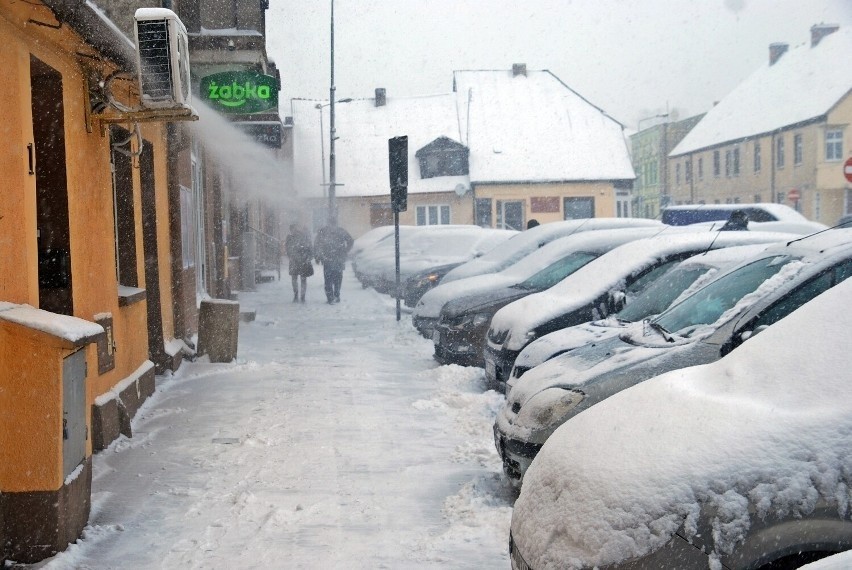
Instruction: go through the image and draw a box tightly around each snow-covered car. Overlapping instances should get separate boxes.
[496,229,852,485]
[439,218,663,284]
[660,202,808,226]
[508,277,852,570]
[484,231,793,394]
[430,227,668,366]
[507,242,779,388]
[352,225,516,295]
[413,225,669,338]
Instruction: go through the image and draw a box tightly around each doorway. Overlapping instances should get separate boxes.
[496,200,524,231]
[31,56,73,315]
[140,139,167,370]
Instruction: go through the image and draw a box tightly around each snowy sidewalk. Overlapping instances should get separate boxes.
[42,271,514,569]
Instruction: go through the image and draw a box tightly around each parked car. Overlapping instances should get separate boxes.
[484,231,793,393]
[507,242,778,388]
[413,225,668,338]
[496,229,852,485]
[352,225,516,295]
[439,218,663,284]
[429,227,668,366]
[660,202,808,226]
[509,277,852,570]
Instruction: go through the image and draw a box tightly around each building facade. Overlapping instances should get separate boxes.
[668,25,851,225]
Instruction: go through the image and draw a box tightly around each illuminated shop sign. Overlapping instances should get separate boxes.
[199,71,279,114]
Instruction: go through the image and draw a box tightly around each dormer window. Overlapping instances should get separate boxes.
[415,136,469,179]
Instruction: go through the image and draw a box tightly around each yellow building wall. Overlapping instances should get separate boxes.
[475,181,619,225]
[0,321,96,491]
[0,1,160,480]
[0,19,39,305]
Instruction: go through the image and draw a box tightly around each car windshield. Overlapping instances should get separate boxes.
[615,265,710,322]
[653,255,796,336]
[516,252,599,290]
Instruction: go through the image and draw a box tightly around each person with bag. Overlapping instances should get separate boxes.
[313,222,354,304]
[284,223,314,302]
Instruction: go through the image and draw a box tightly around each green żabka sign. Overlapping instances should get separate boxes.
[200,71,278,114]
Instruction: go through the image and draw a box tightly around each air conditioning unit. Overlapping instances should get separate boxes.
[134,8,191,110]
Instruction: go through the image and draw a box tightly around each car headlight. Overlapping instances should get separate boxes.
[459,312,490,328]
[514,388,585,430]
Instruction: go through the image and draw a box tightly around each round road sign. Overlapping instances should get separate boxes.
[787,188,800,201]
[844,156,852,184]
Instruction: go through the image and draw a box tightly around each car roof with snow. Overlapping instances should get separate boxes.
[511,277,852,570]
[441,218,662,283]
[413,226,666,319]
[489,230,794,347]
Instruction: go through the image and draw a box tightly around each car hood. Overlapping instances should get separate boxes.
[508,332,686,406]
[513,320,627,370]
[442,286,532,318]
[414,273,517,319]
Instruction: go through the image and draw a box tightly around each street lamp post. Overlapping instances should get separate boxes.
[315,103,327,196]
[328,0,338,226]
[316,98,352,208]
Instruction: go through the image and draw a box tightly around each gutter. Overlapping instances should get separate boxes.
[40,0,137,71]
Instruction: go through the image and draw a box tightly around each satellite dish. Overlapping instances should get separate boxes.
[454,183,469,197]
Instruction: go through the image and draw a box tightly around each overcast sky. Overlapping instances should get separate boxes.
[265,0,852,129]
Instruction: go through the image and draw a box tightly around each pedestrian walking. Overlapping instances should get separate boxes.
[284,223,314,302]
[314,222,354,304]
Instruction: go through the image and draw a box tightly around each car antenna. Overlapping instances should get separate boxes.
[697,225,723,256]
[785,220,850,247]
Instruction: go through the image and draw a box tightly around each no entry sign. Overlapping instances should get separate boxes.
[844,156,852,183]
[787,188,800,201]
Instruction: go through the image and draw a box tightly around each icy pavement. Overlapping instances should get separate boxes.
[40,271,515,569]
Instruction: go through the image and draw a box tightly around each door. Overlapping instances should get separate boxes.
[63,349,87,477]
[497,200,524,230]
[31,56,73,315]
[140,140,167,368]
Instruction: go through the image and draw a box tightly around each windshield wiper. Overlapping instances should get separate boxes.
[646,321,675,343]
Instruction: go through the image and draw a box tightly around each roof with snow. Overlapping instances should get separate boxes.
[670,26,852,156]
[290,67,634,199]
[453,69,634,183]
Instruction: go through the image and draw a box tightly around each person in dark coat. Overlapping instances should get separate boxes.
[314,223,354,304]
[285,223,313,302]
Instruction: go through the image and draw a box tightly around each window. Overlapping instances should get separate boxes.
[825,129,843,161]
[675,163,681,185]
[814,191,821,221]
[846,189,852,215]
[415,137,470,178]
[649,161,658,185]
[713,150,720,177]
[685,160,692,183]
[753,194,762,203]
[475,198,492,227]
[725,150,731,177]
[563,197,595,219]
[179,186,196,269]
[733,147,740,176]
[370,203,393,227]
[697,157,703,180]
[794,133,803,165]
[111,126,137,287]
[754,141,761,173]
[776,136,785,168]
[416,205,451,225]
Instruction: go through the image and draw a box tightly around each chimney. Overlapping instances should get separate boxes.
[512,63,527,77]
[811,23,839,47]
[375,88,386,107]
[769,43,788,65]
